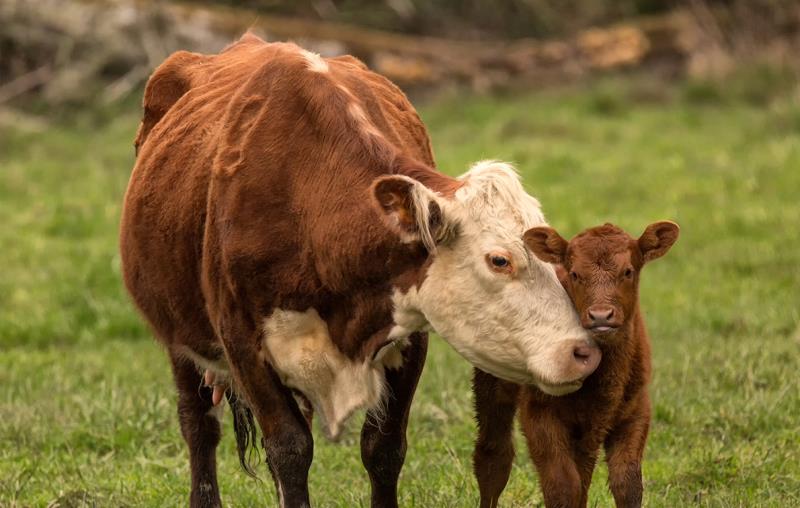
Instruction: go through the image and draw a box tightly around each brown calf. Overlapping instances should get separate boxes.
[473,221,679,508]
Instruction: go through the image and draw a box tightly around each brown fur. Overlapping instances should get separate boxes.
[472,221,679,508]
[120,35,456,507]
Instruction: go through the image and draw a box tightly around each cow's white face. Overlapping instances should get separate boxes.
[375,161,598,395]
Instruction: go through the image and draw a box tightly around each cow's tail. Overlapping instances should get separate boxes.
[227,390,261,478]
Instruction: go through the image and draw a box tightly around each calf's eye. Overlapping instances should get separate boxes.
[570,271,579,281]
[624,268,633,278]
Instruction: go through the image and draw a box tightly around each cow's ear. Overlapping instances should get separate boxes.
[371,175,455,252]
[638,221,679,263]
[523,227,567,265]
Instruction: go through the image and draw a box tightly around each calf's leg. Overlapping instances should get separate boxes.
[519,401,584,508]
[604,400,650,508]
[573,445,599,508]
[360,334,428,508]
[169,354,223,508]
[472,369,520,508]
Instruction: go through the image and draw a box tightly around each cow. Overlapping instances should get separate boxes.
[120,34,599,508]
[472,221,679,508]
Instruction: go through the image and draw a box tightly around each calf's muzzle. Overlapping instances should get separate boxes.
[585,304,622,331]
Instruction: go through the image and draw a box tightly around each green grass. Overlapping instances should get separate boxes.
[1,76,799,507]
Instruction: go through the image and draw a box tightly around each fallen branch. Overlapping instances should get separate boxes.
[0,65,52,104]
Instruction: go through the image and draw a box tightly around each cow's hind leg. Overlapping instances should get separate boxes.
[472,369,520,508]
[170,354,222,508]
[360,334,428,508]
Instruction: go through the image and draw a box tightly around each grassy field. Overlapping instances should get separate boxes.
[1,75,799,507]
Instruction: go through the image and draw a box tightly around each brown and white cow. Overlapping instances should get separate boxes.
[472,222,679,508]
[120,34,597,508]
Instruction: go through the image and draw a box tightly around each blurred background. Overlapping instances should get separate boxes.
[1,1,799,507]
[2,0,800,109]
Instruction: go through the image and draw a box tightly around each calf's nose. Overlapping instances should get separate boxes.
[588,305,614,323]
[573,343,601,378]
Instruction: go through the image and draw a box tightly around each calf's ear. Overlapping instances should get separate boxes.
[638,221,680,263]
[523,227,567,264]
[371,175,455,252]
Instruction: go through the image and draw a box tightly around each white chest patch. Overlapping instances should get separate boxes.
[262,308,400,440]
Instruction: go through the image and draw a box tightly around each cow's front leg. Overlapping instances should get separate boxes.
[360,333,428,508]
[472,369,520,508]
[220,311,313,508]
[169,354,223,508]
[259,368,314,508]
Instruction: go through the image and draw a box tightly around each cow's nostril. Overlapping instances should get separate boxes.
[573,345,593,363]
[572,343,601,377]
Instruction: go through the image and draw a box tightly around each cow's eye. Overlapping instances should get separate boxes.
[623,268,633,278]
[486,251,514,274]
[570,271,579,281]
[491,256,509,268]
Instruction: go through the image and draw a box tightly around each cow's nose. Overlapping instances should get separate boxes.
[573,343,601,378]
[588,305,614,323]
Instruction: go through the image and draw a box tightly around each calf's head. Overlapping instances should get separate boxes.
[373,161,599,395]
[524,222,679,340]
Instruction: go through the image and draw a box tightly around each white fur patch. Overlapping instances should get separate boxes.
[390,288,427,339]
[262,308,397,440]
[300,49,329,73]
[455,160,545,228]
[372,337,410,370]
[347,102,383,140]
